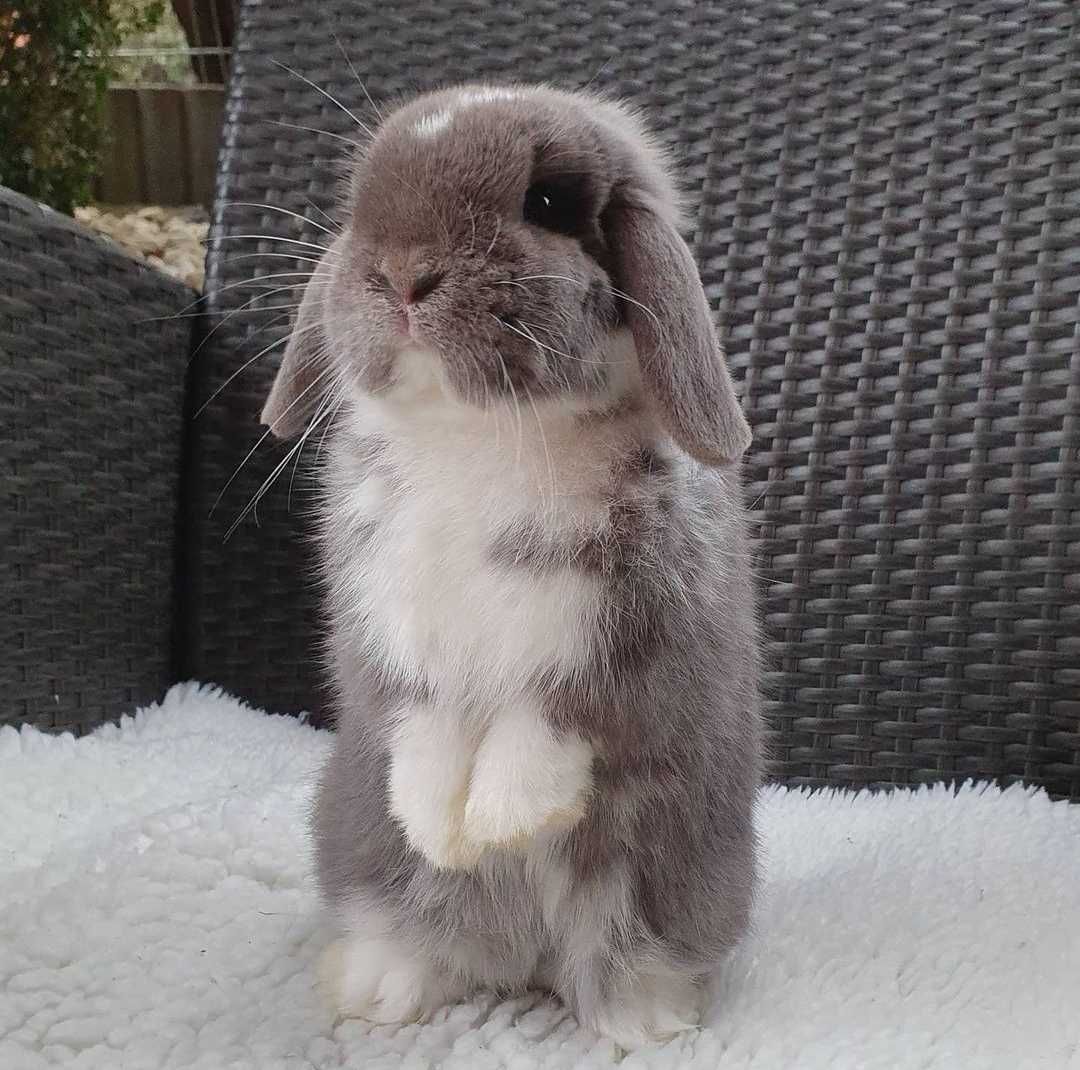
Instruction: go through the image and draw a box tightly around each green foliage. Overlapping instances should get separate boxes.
[0,1,166,213]
[113,3,193,85]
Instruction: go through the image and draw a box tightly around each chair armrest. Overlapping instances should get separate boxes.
[1,185,195,733]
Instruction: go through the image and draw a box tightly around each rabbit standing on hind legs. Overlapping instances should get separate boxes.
[259,83,762,1050]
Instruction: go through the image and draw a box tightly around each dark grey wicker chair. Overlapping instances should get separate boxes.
[1,190,193,730]
[2,0,1078,800]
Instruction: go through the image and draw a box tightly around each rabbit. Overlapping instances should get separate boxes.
[259,83,762,1049]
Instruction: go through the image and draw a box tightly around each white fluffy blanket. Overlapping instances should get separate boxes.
[2,684,1078,1069]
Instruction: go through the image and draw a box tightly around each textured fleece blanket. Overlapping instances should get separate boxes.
[1,683,1078,1070]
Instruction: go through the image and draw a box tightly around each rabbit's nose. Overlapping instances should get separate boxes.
[402,270,444,305]
[380,252,444,306]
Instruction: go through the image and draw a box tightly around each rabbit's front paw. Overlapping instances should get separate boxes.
[462,701,593,852]
[388,705,482,870]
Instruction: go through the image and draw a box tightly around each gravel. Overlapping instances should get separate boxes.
[75,204,210,291]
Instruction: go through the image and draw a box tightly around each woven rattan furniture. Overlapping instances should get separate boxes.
[2,0,1078,800]
[1,189,193,732]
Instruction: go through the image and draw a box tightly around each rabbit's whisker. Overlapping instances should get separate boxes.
[289,390,336,510]
[230,359,402,539]
[305,198,341,232]
[580,54,615,92]
[228,400,333,540]
[206,234,334,254]
[492,314,567,360]
[491,343,524,468]
[267,118,366,150]
[465,202,478,257]
[521,318,585,363]
[313,392,343,467]
[223,252,328,267]
[213,361,338,519]
[509,273,663,335]
[523,385,559,513]
[139,269,328,323]
[485,218,502,258]
[334,35,385,122]
[203,268,330,299]
[228,367,351,539]
[195,318,322,418]
[188,285,311,366]
[489,301,624,368]
[223,201,340,237]
[178,298,302,321]
[190,312,291,371]
[270,59,376,138]
[519,318,621,366]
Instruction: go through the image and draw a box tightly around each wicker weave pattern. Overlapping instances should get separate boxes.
[1,188,193,733]
[188,0,1080,797]
[706,1,1080,795]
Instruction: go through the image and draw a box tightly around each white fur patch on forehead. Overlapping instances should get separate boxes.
[410,87,522,139]
[413,109,455,138]
[457,86,521,106]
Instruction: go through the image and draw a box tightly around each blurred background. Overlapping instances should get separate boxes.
[1,1,236,290]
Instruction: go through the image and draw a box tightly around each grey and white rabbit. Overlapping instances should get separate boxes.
[260,83,761,1049]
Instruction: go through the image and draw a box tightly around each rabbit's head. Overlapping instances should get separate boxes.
[262,83,750,465]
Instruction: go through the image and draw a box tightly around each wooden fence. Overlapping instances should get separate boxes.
[95,86,224,207]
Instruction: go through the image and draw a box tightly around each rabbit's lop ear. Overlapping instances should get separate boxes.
[605,196,752,466]
[260,258,333,439]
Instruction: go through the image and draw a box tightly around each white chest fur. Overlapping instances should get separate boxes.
[357,464,596,699]
[324,393,612,708]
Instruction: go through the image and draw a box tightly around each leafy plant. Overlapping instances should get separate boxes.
[0,1,165,213]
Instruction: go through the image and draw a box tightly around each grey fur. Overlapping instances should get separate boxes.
[261,84,751,457]
[605,203,753,464]
[267,83,762,1043]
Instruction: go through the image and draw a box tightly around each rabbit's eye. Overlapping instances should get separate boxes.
[523,180,585,236]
